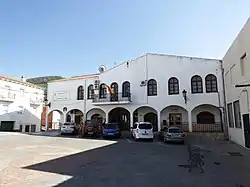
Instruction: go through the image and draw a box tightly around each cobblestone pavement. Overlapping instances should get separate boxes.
[0,132,250,187]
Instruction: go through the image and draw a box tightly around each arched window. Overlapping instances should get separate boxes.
[147,79,157,96]
[191,75,203,94]
[205,74,218,93]
[110,82,118,101]
[122,81,130,97]
[99,83,107,99]
[110,82,118,94]
[77,86,84,100]
[87,85,94,99]
[197,111,215,124]
[168,77,179,95]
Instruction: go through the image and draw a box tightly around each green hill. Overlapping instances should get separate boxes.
[26,76,64,100]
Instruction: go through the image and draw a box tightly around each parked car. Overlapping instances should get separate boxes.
[83,120,100,137]
[60,122,79,135]
[163,126,185,144]
[102,123,121,138]
[131,122,154,141]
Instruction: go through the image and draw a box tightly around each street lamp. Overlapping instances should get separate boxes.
[182,89,187,104]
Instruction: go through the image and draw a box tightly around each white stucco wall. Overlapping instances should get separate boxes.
[223,18,250,147]
[0,79,44,132]
[47,53,224,131]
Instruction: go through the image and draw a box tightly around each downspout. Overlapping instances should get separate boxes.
[84,78,87,122]
[220,60,229,139]
[145,54,149,104]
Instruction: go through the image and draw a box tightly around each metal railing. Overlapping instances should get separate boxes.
[192,123,223,132]
[92,92,132,103]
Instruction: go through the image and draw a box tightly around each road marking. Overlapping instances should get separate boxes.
[124,137,132,143]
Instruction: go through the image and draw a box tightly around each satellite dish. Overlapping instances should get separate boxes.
[98,65,106,73]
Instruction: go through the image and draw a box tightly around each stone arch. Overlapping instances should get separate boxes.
[191,104,223,132]
[160,105,188,131]
[66,109,84,125]
[47,109,64,130]
[108,107,130,130]
[133,106,158,131]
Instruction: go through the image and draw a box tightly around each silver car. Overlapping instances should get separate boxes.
[60,122,79,135]
[163,127,185,144]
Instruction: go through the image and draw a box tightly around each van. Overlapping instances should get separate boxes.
[131,122,154,141]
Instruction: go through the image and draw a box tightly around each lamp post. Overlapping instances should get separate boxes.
[182,89,187,104]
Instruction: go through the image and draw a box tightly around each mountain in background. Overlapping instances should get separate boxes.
[26,76,64,100]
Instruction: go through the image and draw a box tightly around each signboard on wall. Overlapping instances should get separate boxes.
[53,91,70,101]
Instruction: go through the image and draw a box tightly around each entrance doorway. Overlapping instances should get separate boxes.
[0,121,14,132]
[144,112,158,131]
[243,113,250,148]
[108,107,130,130]
[169,113,182,126]
[91,114,103,126]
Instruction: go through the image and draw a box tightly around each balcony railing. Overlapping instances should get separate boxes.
[160,122,223,133]
[0,92,15,102]
[192,123,223,132]
[92,92,132,105]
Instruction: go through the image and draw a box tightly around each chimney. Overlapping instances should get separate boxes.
[21,76,26,82]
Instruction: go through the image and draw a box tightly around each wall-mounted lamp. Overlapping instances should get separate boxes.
[182,89,187,104]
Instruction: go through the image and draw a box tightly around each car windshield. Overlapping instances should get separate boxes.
[169,128,181,133]
[105,123,117,129]
[138,123,152,129]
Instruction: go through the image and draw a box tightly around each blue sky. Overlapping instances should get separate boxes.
[0,0,249,78]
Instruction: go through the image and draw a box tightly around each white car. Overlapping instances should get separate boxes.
[60,122,79,135]
[131,122,154,141]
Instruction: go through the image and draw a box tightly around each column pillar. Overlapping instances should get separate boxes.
[105,112,109,124]
[45,106,49,131]
[157,111,161,132]
[130,111,133,129]
[188,111,192,132]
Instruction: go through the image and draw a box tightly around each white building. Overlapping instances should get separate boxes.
[0,76,44,132]
[223,18,250,148]
[47,53,226,137]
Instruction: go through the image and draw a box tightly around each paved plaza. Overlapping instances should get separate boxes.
[0,132,250,187]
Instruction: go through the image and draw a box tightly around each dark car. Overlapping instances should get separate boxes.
[83,120,100,137]
[102,123,121,138]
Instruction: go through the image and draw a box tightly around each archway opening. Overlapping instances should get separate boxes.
[133,106,158,131]
[160,105,189,131]
[108,107,130,130]
[86,108,106,124]
[46,109,64,130]
[191,104,223,132]
[197,111,215,124]
[66,109,84,125]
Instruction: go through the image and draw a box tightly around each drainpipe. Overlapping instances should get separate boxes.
[84,79,87,122]
[145,54,149,104]
[220,60,229,139]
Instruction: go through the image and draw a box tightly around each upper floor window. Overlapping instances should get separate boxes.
[77,86,84,100]
[99,83,107,98]
[168,77,179,95]
[205,74,218,93]
[110,82,118,94]
[191,75,203,94]
[147,79,157,96]
[122,81,130,97]
[87,85,94,99]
